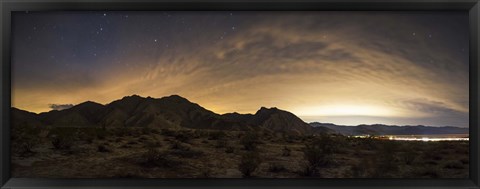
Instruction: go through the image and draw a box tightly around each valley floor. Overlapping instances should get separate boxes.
[11,127,469,178]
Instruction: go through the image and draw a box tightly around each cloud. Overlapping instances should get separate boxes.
[49,104,74,111]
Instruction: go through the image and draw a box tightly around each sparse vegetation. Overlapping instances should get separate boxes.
[11,125,469,179]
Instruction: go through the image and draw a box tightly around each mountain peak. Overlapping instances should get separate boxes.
[76,101,103,108]
[121,94,145,100]
[258,107,279,112]
[161,94,190,103]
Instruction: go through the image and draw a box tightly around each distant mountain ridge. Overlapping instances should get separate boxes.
[11,94,333,135]
[310,122,468,135]
[12,94,468,136]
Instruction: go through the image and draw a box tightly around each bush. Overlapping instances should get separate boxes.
[49,128,75,150]
[349,158,373,178]
[303,135,337,167]
[444,160,464,169]
[51,135,74,150]
[208,131,227,140]
[402,150,418,165]
[240,132,260,151]
[238,151,262,177]
[215,139,228,148]
[97,144,112,153]
[174,130,193,143]
[268,162,287,173]
[170,148,204,158]
[140,148,179,168]
[225,146,235,153]
[16,135,40,156]
[300,163,317,177]
[161,129,177,137]
[170,141,190,151]
[282,146,291,156]
[372,141,399,177]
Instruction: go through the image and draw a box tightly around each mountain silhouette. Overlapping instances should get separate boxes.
[310,122,468,135]
[11,94,330,134]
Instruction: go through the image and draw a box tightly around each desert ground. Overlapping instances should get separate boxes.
[11,125,469,178]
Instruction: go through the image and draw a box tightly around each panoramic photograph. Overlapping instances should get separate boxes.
[11,11,469,178]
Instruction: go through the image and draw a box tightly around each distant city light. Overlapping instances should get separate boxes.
[350,135,469,142]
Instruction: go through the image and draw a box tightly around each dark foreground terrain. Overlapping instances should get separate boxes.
[12,126,469,178]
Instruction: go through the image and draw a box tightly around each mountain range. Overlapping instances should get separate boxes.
[310,122,468,135]
[11,94,468,136]
[12,95,328,135]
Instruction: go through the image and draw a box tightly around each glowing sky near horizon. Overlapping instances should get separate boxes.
[11,11,469,127]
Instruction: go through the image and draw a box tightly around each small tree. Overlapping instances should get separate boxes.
[238,151,262,177]
[240,131,260,151]
[302,135,338,176]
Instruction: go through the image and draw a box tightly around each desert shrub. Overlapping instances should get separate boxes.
[407,166,442,178]
[303,135,337,167]
[15,135,40,156]
[140,148,179,168]
[51,135,73,150]
[268,162,287,173]
[127,140,138,145]
[170,148,204,158]
[141,127,155,135]
[444,160,464,169]
[460,157,469,165]
[49,128,75,150]
[282,146,291,157]
[199,165,213,178]
[170,141,191,151]
[97,144,112,153]
[215,139,228,148]
[225,146,235,153]
[359,137,378,150]
[113,127,131,137]
[161,129,177,137]
[96,128,108,140]
[402,150,419,165]
[174,130,194,143]
[371,141,399,177]
[145,140,162,148]
[208,131,227,140]
[193,130,208,138]
[282,133,296,143]
[240,131,260,151]
[349,158,373,178]
[13,124,42,138]
[238,151,262,177]
[301,135,340,177]
[299,163,317,177]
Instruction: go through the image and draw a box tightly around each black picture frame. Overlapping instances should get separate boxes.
[1,0,479,188]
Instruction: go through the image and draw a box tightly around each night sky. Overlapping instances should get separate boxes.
[11,11,469,127]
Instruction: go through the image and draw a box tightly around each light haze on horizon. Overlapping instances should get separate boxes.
[11,11,469,127]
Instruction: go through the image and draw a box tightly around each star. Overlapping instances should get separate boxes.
[100,27,103,31]
[154,39,157,42]
[103,13,107,16]
[412,32,416,36]
[232,26,235,30]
